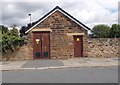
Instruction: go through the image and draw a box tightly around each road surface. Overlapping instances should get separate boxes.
[2,66,118,83]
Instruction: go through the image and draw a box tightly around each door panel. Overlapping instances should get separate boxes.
[74,35,83,57]
[33,32,42,59]
[42,33,50,58]
[33,32,50,59]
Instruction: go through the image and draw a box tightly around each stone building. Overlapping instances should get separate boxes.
[25,6,90,59]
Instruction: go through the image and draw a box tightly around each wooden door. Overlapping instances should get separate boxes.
[33,32,41,59]
[74,35,83,57]
[42,32,50,59]
[33,32,50,59]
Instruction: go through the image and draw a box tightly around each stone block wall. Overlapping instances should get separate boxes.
[87,38,120,58]
[2,45,33,61]
[27,10,88,59]
[2,38,119,61]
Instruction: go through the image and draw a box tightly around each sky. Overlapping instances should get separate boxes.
[0,0,119,30]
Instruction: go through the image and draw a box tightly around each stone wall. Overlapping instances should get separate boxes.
[2,38,119,61]
[2,45,33,61]
[87,38,120,58]
[27,10,88,59]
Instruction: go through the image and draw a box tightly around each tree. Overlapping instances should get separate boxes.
[1,25,24,53]
[91,24,110,38]
[9,28,19,37]
[0,25,8,34]
[109,24,120,38]
[19,26,27,37]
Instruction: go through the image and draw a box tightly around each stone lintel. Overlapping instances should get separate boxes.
[66,33,84,36]
[32,28,52,32]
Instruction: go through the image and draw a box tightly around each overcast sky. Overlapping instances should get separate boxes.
[0,0,119,30]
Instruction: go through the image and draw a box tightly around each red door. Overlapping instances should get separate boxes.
[33,32,50,59]
[41,33,50,59]
[74,35,83,57]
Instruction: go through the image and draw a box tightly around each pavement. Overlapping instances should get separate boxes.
[0,58,119,71]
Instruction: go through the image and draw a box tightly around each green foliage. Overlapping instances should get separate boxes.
[90,24,120,38]
[0,25,8,34]
[109,24,120,38]
[9,25,19,36]
[0,29,2,41]
[91,24,110,38]
[0,25,24,53]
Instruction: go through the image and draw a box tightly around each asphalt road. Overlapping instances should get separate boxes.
[2,66,118,83]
